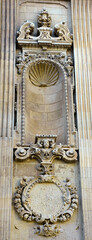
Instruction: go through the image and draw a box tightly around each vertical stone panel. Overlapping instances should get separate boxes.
[0,139,13,240]
[0,0,15,239]
[0,0,15,137]
[71,0,92,239]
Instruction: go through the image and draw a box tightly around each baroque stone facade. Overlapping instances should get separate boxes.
[0,1,92,240]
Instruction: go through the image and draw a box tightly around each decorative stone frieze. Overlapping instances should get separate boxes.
[16,52,73,76]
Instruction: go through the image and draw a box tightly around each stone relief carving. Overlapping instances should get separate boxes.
[16,10,74,146]
[28,61,59,87]
[38,9,51,27]
[17,21,35,40]
[65,56,73,76]
[16,51,73,76]
[17,9,73,47]
[16,53,72,146]
[15,135,77,173]
[14,10,78,235]
[54,22,73,42]
[16,51,75,146]
[14,175,78,236]
[34,221,61,237]
[14,135,78,236]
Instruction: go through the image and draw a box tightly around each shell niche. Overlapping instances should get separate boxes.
[28,61,59,87]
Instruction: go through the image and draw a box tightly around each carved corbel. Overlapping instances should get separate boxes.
[15,135,77,165]
[16,52,25,74]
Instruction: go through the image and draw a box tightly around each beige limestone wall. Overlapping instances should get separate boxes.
[0,0,92,240]
[71,0,92,239]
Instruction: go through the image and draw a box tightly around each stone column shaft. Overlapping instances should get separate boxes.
[0,0,15,239]
[71,0,92,239]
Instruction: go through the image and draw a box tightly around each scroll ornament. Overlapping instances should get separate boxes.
[17,9,73,47]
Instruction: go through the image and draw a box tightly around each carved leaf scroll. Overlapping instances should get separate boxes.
[54,22,73,42]
[17,9,73,47]
[17,21,34,40]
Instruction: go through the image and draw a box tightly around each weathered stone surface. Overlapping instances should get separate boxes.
[0,0,91,240]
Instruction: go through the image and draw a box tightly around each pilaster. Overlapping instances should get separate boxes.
[71,0,92,239]
[0,0,15,239]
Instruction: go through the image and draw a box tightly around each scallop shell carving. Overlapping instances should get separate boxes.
[29,61,59,87]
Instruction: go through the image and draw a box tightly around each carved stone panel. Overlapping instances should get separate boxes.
[12,5,82,240]
[14,135,78,237]
[14,175,78,237]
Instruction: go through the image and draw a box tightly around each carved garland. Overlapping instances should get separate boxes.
[14,135,78,236]
[14,175,78,236]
